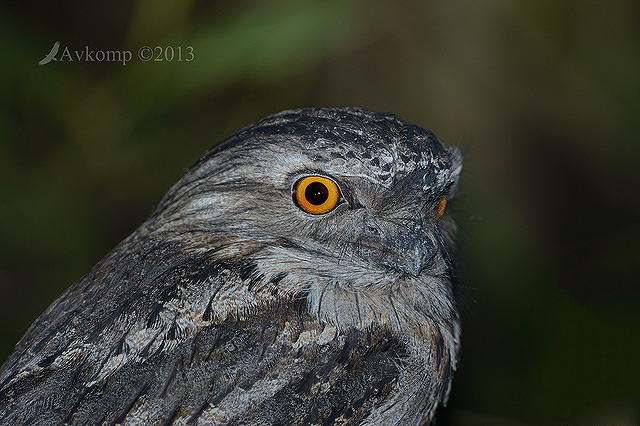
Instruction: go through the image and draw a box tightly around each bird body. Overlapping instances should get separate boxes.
[0,108,462,425]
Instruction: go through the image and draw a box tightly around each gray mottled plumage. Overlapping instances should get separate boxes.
[0,108,462,425]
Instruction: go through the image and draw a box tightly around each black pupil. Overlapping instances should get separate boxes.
[305,182,329,205]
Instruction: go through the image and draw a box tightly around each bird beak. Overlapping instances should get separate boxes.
[358,223,436,277]
[384,233,436,277]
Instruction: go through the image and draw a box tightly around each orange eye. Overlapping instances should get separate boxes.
[434,196,447,220]
[294,176,340,215]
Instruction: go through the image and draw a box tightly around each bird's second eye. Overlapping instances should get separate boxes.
[293,176,340,215]
[434,196,447,220]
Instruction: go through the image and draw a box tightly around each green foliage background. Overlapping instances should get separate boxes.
[1,0,638,423]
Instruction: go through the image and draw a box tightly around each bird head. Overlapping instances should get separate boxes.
[149,107,462,330]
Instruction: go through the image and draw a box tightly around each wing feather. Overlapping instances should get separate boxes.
[0,233,404,425]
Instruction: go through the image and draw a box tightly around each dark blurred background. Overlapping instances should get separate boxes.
[1,0,638,424]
